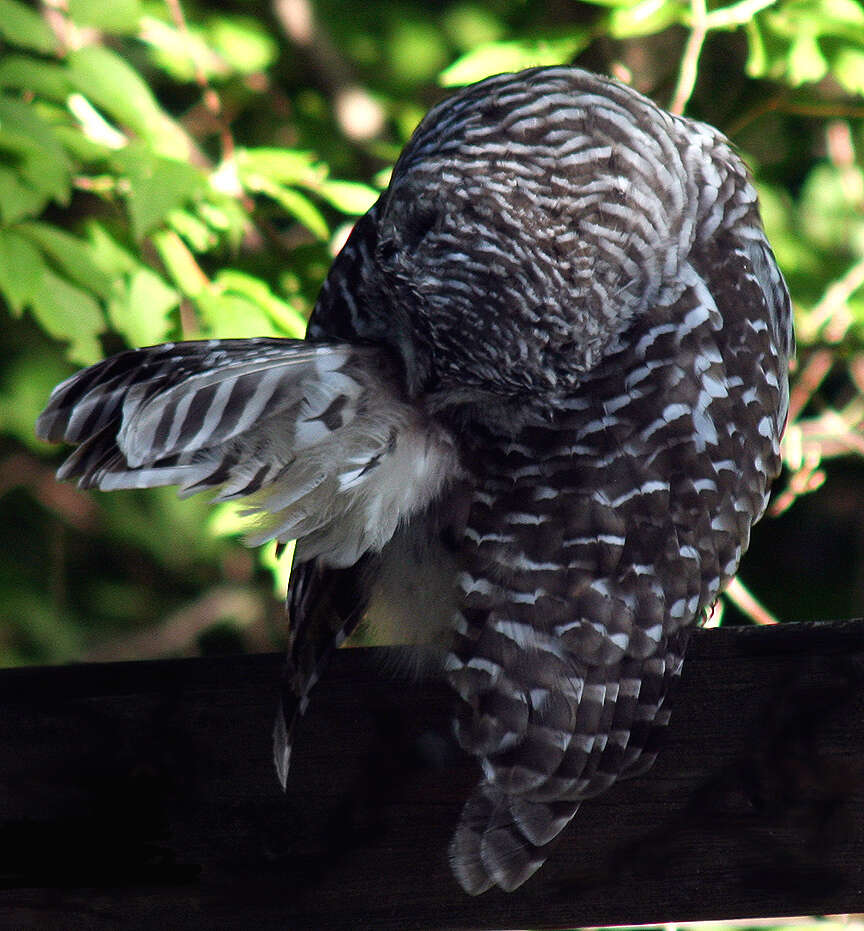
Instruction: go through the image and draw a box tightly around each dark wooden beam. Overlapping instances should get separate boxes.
[1,620,863,930]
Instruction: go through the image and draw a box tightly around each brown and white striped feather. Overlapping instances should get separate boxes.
[36,339,460,570]
[445,247,788,892]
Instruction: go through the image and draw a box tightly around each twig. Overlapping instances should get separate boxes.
[725,575,778,625]
[802,256,864,345]
[669,0,708,115]
[163,0,236,160]
[727,96,864,138]
[81,585,271,661]
[786,348,833,425]
[770,451,826,517]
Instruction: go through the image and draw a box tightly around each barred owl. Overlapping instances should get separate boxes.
[36,67,793,894]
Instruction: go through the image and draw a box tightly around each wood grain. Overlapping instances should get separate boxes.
[1,619,862,930]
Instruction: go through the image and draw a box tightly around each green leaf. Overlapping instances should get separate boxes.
[194,291,277,338]
[799,162,864,256]
[609,0,684,38]
[0,57,73,100]
[50,124,112,162]
[0,0,56,53]
[114,145,205,239]
[151,229,209,297]
[0,167,48,225]
[0,228,47,314]
[139,16,215,84]
[198,196,248,249]
[0,348,70,449]
[571,0,647,7]
[787,33,828,85]
[247,175,330,240]
[214,270,308,338]
[17,222,114,297]
[442,6,505,50]
[69,0,141,34]
[833,46,864,95]
[84,222,138,277]
[29,270,105,365]
[208,15,278,74]
[314,179,379,215]
[389,21,449,84]
[67,46,191,159]
[439,35,589,86]
[235,148,320,186]
[259,539,294,598]
[167,208,217,252]
[98,485,225,567]
[108,267,178,347]
[744,18,768,76]
[753,181,819,278]
[0,94,73,205]
[208,501,264,537]
[705,0,781,30]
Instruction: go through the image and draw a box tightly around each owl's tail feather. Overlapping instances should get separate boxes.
[274,555,375,788]
[449,631,690,895]
[36,338,458,570]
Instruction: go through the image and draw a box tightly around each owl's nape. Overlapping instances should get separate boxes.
[35,67,793,895]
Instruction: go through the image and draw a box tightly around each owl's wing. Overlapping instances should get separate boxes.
[36,338,459,569]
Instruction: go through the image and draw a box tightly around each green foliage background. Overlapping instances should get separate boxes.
[2,0,864,666]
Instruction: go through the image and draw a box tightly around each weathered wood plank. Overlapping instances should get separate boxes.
[1,620,863,930]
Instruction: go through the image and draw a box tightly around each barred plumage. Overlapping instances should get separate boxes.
[36,67,793,894]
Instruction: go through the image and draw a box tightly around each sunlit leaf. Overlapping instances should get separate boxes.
[442,6,504,50]
[754,182,820,280]
[208,15,278,74]
[69,0,141,34]
[208,501,264,537]
[389,20,449,84]
[0,56,72,100]
[440,35,589,86]
[84,222,138,277]
[139,15,225,83]
[799,162,864,256]
[744,18,768,76]
[259,538,294,598]
[17,222,113,297]
[28,270,104,364]
[609,0,684,38]
[50,125,113,162]
[787,33,828,85]
[151,229,210,297]
[214,269,308,338]
[314,179,379,215]
[0,94,72,205]
[108,267,178,347]
[114,145,205,239]
[235,148,321,186]
[246,175,330,240]
[68,46,191,159]
[0,228,46,314]
[194,290,277,338]
[168,208,218,252]
[832,46,864,94]
[0,167,49,224]
[0,0,56,53]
